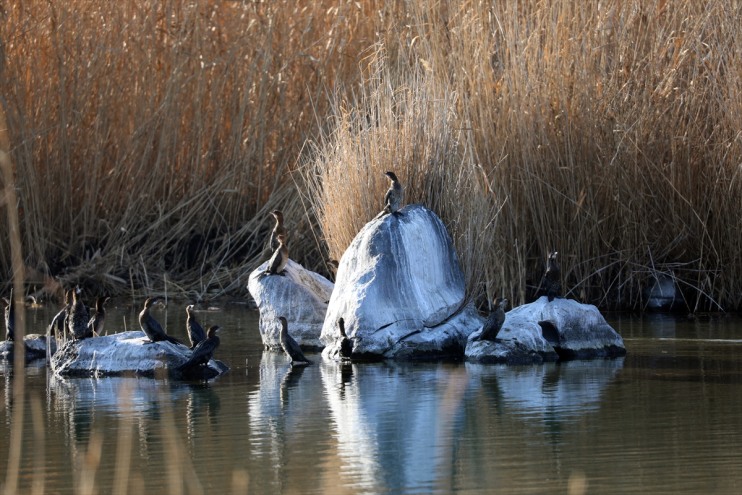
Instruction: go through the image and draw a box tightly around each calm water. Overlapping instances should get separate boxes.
[1,303,742,494]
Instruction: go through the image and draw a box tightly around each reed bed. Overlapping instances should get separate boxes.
[304,0,742,311]
[1,0,741,310]
[0,0,377,301]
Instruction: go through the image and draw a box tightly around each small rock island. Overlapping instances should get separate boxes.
[249,202,626,364]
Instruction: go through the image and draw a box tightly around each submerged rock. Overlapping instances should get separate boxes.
[0,334,57,363]
[321,204,478,360]
[51,331,229,379]
[248,259,333,350]
[466,296,626,363]
[644,273,679,310]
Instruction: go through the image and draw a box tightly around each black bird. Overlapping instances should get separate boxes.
[49,289,73,341]
[278,316,311,366]
[68,286,91,340]
[541,251,562,302]
[186,304,206,349]
[475,297,508,342]
[139,297,184,345]
[338,317,353,360]
[269,210,287,251]
[88,296,111,336]
[3,288,14,341]
[177,325,221,371]
[264,234,289,276]
[382,171,405,215]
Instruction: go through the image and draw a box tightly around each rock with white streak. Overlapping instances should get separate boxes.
[466,296,626,363]
[248,259,333,350]
[321,204,478,360]
[0,334,57,362]
[51,331,228,379]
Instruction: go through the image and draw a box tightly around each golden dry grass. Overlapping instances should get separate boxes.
[0,0,378,301]
[1,0,741,311]
[304,0,742,311]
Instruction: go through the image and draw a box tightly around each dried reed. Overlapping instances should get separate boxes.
[1,0,741,311]
[0,0,377,301]
[304,0,742,311]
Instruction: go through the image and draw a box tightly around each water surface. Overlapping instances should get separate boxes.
[1,304,742,494]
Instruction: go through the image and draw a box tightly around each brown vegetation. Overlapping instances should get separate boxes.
[0,0,378,301]
[304,0,742,311]
[1,1,741,310]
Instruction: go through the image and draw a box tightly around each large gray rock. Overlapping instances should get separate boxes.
[466,296,626,363]
[51,331,229,379]
[248,259,333,350]
[0,334,57,363]
[321,204,478,360]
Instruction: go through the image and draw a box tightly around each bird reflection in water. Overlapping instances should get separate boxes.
[279,364,307,411]
[185,382,221,444]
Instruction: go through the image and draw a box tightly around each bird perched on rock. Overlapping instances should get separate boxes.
[382,171,404,215]
[2,288,14,341]
[337,317,353,360]
[186,304,206,349]
[139,297,184,345]
[541,251,562,302]
[269,210,287,251]
[49,289,73,341]
[278,316,311,366]
[475,297,508,342]
[68,286,91,340]
[177,325,221,372]
[88,296,110,336]
[264,234,289,276]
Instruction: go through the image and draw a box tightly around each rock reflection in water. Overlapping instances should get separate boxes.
[321,361,471,493]
[247,351,326,492]
[467,359,625,421]
[48,375,221,453]
[247,351,624,494]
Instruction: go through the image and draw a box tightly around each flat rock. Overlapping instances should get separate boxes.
[466,296,626,363]
[0,334,57,363]
[50,331,229,379]
[248,258,334,350]
[321,204,477,360]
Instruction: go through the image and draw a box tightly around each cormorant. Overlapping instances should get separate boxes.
[87,296,110,336]
[278,316,311,366]
[541,251,562,302]
[186,304,206,349]
[338,317,352,360]
[139,297,184,345]
[269,210,287,251]
[49,289,73,341]
[475,297,508,341]
[382,171,404,215]
[264,234,289,276]
[3,288,14,341]
[68,286,91,340]
[177,325,220,371]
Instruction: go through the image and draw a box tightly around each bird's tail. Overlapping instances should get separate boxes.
[165,335,185,346]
